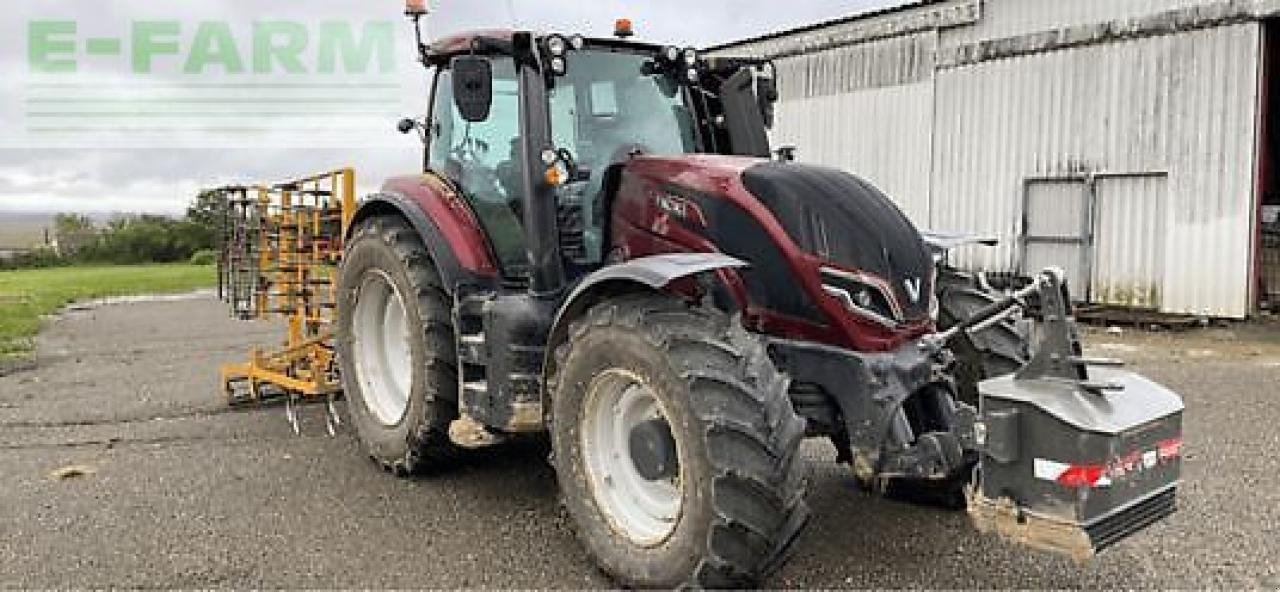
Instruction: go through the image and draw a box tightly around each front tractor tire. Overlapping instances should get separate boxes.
[936,271,1031,406]
[336,215,461,475]
[550,294,809,588]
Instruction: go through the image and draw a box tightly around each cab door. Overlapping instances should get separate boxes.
[427,59,530,276]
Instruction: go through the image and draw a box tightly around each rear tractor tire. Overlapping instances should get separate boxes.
[550,294,809,588]
[336,215,461,475]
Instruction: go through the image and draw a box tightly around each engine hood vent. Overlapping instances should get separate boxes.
[740,162,933,321]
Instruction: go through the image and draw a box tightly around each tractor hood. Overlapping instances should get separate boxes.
[739,161,934,321]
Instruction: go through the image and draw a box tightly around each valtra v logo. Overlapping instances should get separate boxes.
[903,277,922,303]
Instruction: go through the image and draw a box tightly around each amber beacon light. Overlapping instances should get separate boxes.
[405,0,428,16]
[614,18,634,38]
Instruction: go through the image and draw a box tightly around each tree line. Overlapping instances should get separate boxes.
[2,191,222,270]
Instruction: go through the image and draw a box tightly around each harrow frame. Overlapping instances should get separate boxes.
[213,169,356,427]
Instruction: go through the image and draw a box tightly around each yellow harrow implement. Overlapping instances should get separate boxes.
[213,168,355,434]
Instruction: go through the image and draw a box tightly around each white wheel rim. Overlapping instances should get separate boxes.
[581,369,683,547]
[351,270,414,426]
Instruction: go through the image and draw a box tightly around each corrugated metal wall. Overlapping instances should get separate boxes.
[709,0,978,60]
[944,0,1220,45]
[1021,178,1091,300]
[712,0,1263,317]
[1092,174,1170,309]
[932,23,1260,317]
[768,32,937,222]
[773,31,935,99]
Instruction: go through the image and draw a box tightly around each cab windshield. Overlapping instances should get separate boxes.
[547,49,699,263]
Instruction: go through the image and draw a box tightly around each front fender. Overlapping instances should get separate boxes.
[567,252,747,297]
[541,252,748,381]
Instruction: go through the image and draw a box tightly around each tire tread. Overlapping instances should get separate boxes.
[343,215,460,476]
[552,293,809,588]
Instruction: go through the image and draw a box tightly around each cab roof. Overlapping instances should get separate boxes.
[427,29,664,61]
[428,29,516,56]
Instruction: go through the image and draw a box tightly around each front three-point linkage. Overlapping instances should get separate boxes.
[928,267,1126,392]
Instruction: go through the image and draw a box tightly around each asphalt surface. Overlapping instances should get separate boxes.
[1,295,1278,588]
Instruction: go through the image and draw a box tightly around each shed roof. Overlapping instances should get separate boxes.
[704,0,936,52]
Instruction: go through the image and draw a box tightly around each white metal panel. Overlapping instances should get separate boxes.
[943,0,1221,46]
[1092,174,1169,308]
[772,32,935,100]
[932,23,1260,317]
[706,0,976,60]
[1022,178,1090,299]
[773,82,935,224]
[1025,179,1087,237]
[765,31,937,225]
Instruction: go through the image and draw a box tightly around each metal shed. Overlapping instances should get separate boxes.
[710,0,1280,318]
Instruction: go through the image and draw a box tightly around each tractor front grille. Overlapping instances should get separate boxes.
[1086,485,1177,552]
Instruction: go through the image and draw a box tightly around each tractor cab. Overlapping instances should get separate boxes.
[400,24,779,288]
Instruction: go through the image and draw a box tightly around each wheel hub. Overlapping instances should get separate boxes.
[581,369,683,546]
[350,270,413,426]
[628,418,677,481]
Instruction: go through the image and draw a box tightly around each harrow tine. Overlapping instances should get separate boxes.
[285,392,301,436]
[325,393,342,436]
[324,400,338,437]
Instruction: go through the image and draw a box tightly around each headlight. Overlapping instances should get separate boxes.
[820,267,902,328]
[663,46,680,62]
[546,35,567,56]
[569,35,585,50]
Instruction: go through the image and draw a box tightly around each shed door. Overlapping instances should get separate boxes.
[1021,178,1090,300]
[1091,174,1168,309]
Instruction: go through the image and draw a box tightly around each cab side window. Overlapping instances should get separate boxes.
[427,60,528,275]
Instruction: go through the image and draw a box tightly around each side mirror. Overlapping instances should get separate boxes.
[757,76,778,129]
[397,117,427,144]
[452,56,493,123]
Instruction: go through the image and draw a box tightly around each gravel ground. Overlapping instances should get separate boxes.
[1,296,1278,588]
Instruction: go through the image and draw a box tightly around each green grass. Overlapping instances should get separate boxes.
[0,263,215,360]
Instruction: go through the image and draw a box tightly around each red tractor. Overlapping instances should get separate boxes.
[335,13,1184,587]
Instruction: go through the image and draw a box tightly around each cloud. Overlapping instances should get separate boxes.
[0,0,906,215]
[0,146,419,214]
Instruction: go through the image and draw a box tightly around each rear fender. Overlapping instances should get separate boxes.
[541,253,747,388]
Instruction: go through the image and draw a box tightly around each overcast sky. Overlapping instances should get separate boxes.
[0,0,904,217]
